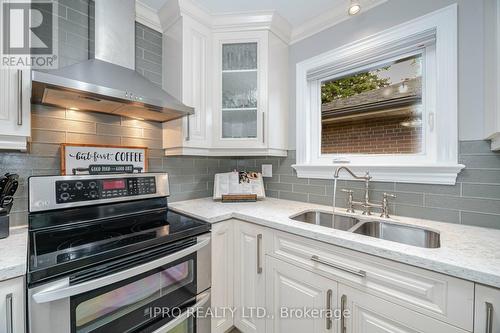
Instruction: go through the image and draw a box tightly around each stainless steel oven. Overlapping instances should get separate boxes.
[27,173,211,333]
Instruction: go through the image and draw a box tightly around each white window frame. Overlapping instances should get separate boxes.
[293,4,464,185]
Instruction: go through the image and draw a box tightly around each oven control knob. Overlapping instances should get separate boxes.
[60,192,70,201]
[89,181,97,189]
[90,190,98,198]
[75,181,84,190]
[60,182,69,191]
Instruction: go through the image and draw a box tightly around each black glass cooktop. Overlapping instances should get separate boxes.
[28,197,210,285]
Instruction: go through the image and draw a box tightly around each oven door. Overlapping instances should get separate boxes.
[143,291,211,333]
[28,234,210,333]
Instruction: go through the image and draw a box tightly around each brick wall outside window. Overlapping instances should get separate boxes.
[321,115,422,154]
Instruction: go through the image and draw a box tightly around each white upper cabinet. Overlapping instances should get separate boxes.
[163,14,212,155]
[0,69,31,151]
[161,1,288,156]
[484,0,500,150]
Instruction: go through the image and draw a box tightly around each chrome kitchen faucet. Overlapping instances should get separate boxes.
[334,166,396,218]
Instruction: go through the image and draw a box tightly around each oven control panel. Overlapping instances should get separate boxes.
[55,177,156,204]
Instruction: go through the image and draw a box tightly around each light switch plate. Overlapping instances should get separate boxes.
[261,164,273,177]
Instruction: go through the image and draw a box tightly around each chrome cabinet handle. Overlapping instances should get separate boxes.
[486,302,494,333]
[185,115,190,141]
[17,70,22,126]
[262,112,265,144]
[311,255,366,277]
[6,293,13,333]
[257,234,263,274]
[341,294,347,333]
[326,289,332,330]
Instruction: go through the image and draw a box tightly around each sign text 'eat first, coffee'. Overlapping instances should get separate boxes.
[69,151,144,163]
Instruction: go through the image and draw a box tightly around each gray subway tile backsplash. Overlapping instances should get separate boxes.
[1,0,499,229]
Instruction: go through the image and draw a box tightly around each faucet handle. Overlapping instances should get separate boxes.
[341,189,355,213]
[381,193,396,218]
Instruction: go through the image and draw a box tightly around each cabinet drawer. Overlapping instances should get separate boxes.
[271,231,474,331]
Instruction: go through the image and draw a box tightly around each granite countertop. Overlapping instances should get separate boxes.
[170,197,500,288]
[0,227,28,281]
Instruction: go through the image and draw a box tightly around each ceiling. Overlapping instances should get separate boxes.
[141,0,351,26]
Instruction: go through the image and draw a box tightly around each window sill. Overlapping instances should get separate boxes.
[291,163,465,185]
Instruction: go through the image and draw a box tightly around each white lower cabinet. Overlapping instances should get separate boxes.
[265,256,337,333]
[210,219,488,333]
[0,276,25,333]
[338,284,468,333]
[233,222,270,333]
[474,284,500,333]
[211,221,235,333]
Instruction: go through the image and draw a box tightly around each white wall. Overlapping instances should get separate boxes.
[288,0,485,149]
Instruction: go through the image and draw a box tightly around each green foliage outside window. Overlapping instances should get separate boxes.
[321,69,390,104]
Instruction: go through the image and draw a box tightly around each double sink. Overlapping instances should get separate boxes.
[290,210,440,249]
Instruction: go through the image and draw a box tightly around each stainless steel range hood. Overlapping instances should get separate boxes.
[31,0,193,122]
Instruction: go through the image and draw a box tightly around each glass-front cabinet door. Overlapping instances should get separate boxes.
[222,42,258,139]
[213,31,267,149]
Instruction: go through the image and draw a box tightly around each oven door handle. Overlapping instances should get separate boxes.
[152,290,210,333]
[32,234,210,304]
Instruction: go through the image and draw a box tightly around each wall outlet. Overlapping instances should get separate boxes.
[261,164,273,177]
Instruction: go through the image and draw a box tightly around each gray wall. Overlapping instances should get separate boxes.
[288,0,485,147]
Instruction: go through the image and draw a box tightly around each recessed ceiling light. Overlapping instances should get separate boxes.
[348,1,361,15]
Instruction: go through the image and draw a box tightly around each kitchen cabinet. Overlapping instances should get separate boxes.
[233,221,270,333]
[271,229,474,331]
[0,69,31,151]
[163,14,213,155]
[210,30,288,156]
[0,276,25,333]
[474,284,500,333]
[209,218,479,333]
[484,0,500,150]
[162,6,288,157]
[211,221,234,333]
[338,284,468,333]
[265,256,337,333]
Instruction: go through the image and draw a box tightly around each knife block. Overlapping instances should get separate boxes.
[0,213,9,239]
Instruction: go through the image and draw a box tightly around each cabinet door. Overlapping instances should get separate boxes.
[0,276,26,333]
[213,31,268,149]
[338,284,468,333]
[211,221,234,333]
[0,68,31,150]
[475,284,500,333]
[234,221,269,333]
[266,256,337,333]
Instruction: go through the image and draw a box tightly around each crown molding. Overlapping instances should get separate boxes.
[157,0,386,44]
[135,0,162,32]
[158,0,291,42]
[159,0,212,31]
[211,10,291,43]
[290,0,388,44]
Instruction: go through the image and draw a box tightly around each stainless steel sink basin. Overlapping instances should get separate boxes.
[290,210,360,231]
[352,221,440,248]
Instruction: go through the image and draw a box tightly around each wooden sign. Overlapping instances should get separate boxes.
[60,144,148,175]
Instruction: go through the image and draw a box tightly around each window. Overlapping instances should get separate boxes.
[321,53,423,155]
[294,5,464,184]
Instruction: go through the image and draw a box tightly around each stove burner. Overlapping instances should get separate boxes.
[56,232,122,251]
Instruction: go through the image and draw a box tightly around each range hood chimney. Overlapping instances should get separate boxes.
[31,0,194,122]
